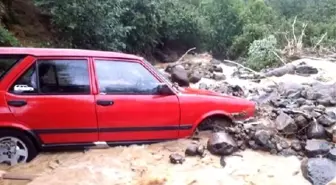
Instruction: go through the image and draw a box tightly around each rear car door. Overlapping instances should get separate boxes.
[93,58,182,143]
[5,57,98,145]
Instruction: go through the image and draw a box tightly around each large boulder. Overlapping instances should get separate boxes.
[207,132,238,156]
[170,65,189,87]
[317,115,336,127]
[265,64,296,77]
[295,65,318,76]
[301,158,336,185]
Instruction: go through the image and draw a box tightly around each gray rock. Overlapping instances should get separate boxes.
[279,148,297,157]
[207,132,238,156]
[317,115,336,127]
[189,72,202,84]
[307,122,328,140]
[171,65,189,87]
[265,64,296,77]
[199,83,208,90]
[328,148,336,161]
[169,153,185,164]
[254,130,275,151]
[291,140,303,152]
[212,65,223,73]
[305,139,331,157]
[301,158,336,185]
[294,114,309,128]
[275,112,298,134]
[295,65,318,75]
[185,144,199,156]
[212,73,226,81]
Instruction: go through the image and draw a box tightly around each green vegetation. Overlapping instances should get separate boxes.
[4,0,336,70]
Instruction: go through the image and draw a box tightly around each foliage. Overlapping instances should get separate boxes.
[246,35,279,71]
[0,25,19,46]
[33,0,336,69]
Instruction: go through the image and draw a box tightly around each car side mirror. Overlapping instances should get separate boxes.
[157,84,174,95]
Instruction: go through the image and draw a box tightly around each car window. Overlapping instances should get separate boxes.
[9,59,91,95]
[0,55,25,80]
[37,60,90,94]
[9,63,38,94]
[94,60,161,95]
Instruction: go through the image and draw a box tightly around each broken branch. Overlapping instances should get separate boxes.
[313,32,328,51]
[175,47,196,63]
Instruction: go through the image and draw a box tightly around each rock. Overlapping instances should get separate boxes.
[291,140,303,152]
[254,129,275,151]
[220,156,226,167]
[294,115,309,128]
[170,65,189,87]
[212,65,223,73]
[301,158,336,185]
[265,64,296,77]
[305,139,331,157]
[295,65,318,76]
[275,112,298,134]
[327,148,336,161]
[207,132,238,156]
[317,115,336,127]
[189,72,202,84]
[307,122,328,139]
[169,153,185,164]
[248,140,260,150]
[279,148,297,157]
[212,73,226,81]
[197,145,206,157]
[199,83,207,90]
[185,144,199,156]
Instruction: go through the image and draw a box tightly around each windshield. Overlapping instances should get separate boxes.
[143,59,174,86]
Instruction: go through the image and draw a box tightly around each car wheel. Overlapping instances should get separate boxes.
[0,130,38,166]
[198,117,233,132]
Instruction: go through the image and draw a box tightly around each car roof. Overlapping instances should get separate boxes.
[0,47,143,60]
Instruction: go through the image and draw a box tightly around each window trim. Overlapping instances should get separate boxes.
[92,58,165,95]
[7,57,93,96]
[0,54,27,81]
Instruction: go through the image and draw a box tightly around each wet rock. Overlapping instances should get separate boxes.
[291,140,303,152]
[301,158,336,185]
[305,139,331,157]
[212,73,226,81]
[170,65,189,87]
[294,114,309,128]
[169,153,185,164]
[189,72,202,84]
[275,112,298,134]
[185,144,199,156]
[295,65,318,76]
[279,148,297,157]
[207,132,238,156]
[265,64,296,77]
[317,115,336,127]
[307,122,328,139]
[328,148,336,161]
[212,65,223,73]
[254,130,275,151]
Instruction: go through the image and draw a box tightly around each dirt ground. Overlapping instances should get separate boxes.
[0,132,310,185]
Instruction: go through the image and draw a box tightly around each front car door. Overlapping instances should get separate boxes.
[93,58,181,143]
[5,57,98,146]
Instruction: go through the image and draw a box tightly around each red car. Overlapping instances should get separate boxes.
[0,47,255,165]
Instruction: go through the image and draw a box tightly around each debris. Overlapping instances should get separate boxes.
[305,139,331,158]
[275,112,298,134]
[169,153,185,164]
[301,158,336,185]
[207,132,238,156]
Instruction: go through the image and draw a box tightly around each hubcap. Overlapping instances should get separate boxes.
[0,137,28,166]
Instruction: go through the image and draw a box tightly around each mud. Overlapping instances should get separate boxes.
[0,132,310,185]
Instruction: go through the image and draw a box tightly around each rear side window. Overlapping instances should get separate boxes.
[0,55,25,80]
[9,59,91,95]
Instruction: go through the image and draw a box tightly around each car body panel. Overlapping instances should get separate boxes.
[0,48,256,149]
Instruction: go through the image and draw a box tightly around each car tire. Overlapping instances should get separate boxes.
[198,117,233,132]
[0,130,38,165]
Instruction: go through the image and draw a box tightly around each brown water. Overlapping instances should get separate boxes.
[0,132,310,185]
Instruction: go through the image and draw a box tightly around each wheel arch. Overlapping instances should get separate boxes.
[192,110,233,132]
[0,125,42,151]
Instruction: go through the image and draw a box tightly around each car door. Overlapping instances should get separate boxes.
[93,58,181,143]
[5,57,98,145]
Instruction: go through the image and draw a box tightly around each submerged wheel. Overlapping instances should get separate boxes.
[197,116,234,132]
[0,130,38,166]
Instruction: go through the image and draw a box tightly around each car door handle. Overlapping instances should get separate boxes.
[96,100,114,106]
[7,100,27,107]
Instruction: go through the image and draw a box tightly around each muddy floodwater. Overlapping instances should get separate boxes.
[0,132,310,185]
